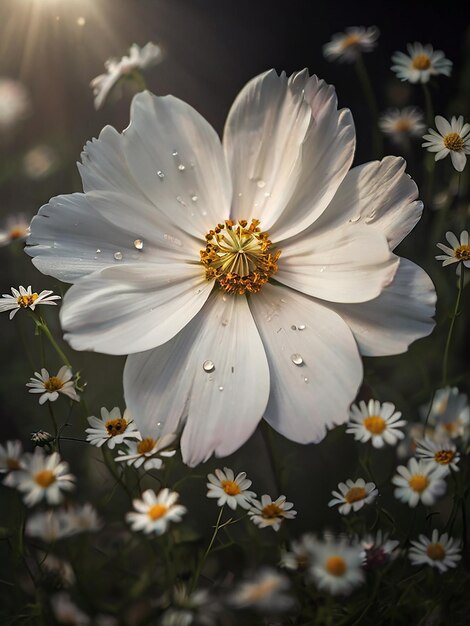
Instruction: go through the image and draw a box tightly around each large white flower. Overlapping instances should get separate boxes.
[27,70,436,466]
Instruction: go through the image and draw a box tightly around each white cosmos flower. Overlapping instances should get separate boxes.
[391,43,452,83]
[0,77,31,130]
[248,494,297,531]
[126,488,186,535]
[379,107,426,145]
[26,366,80,404]
[116,433,176,471]
[0,286,61,320]
[0,440,24,474]
[27,70,436,466]
[420,387,470,441]
[415,438,460,475]
[328,478,378,515]
[0,213,31,246]
[409,529,461,573]
[230,568,294,612]
[206,467,256,510]
[323,26,379,63]
[91,42,163,110]
[392,458,447,508]
[309,535,365,596]
[85,407,140,449]
[346,399,406,448]
[423,116,470,172]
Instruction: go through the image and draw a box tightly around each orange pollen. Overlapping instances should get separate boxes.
[408,474,429,493]
[443,132,464,152]
[454,245,470,261]
[17,293,39,308]
[426,543,446,561]
[9,227,28,240]
[342,34,361,48]
[200,219,280,295]
[44,376,63,392]
[221,480,241,496]
[363,415,386,435]
[434,450,455,465]
[394,119,413,132]
[345,486,367,504]
[105,418,128,437]
[325,556,347,577]
[6,458,21,470]
[412,54,431,70]
[262,503,284,519]
[34,469,56,488]
[137,438,157,454]
[148,504,168,520]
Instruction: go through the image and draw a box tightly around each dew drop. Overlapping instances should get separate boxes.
[218,386,224,391]
[304,377,309,383]
[291,353,304,366]
[256,178,266,189]
[191,195,198,202]
[133,239,144,250]
[264,192,271,198]
[319,266,326,273]
[113,251,123,261]
[221,319,229,326]
[291,325,297,331]
[172,150,178,157]
[203,360,215,373]
[178,164,186,171]
[95,248,101,254]
[237,192,243,197]
[298,324,306,331]
[157,170,165,179]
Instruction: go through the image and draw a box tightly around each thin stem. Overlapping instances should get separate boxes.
[422,83,434,126]
[191,506,224,591]
[355,54,382,158]
[47,403,59,452]
[442,268,465,386]
[32,313,71,368]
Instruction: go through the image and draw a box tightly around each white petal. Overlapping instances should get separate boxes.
[277,225,398,303]
[450,151,466,172]
[249,283,362,443]
[326,259,436,356]
[224,70,355,241]
[124,292,270,466]
[435,116,451,136]
[61,263,213,354]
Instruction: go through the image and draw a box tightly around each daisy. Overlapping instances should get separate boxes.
[0,440,24,473]
[61,503,102,535]
[0,286,61,320]
[26,366,80,405]
[27,70,436,466]
[91,42,163,110]
[397,423,436,460]
[391,43,452,83]
[12,449,75,507]
[328,478,378,515]
[346,399,406,448]
[360,530,399,569]
[415,438,460,474]
[409,529,462,573]
[230,568,294,611]
[126,488,186,535]
[280,533,316,571]
[116,433,176,471]
[436,230,470,274]
[423,116,470,172]
[85,407,140,449]
[162,586,220,626]
[379,107,426,145]
[392,457,447,508]
[0,213,31,246]
[25,510,72,542]
[323,26,379,63]
[248,495,296,531]
[0,78,31,130]
[420,387,470,441]
[206,467,256,510]
[309,535,365,595]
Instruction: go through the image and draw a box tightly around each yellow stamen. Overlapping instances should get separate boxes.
[44,376,63,392]
[17,293,39,308]
[105,418,128,437]
[363,415,386,435]
[443,132,464,152]
[454,245,470,261]
[325,555,347,577]
[412,54,431,70]
[137,438,157,454]
[408,474,429,493]
[345,486,367,504]
[342,34,361,49]
[34,469,56,488]
[262,503,284,519]
[221,480,241,496]
[426,543,446,561]
[148,504,168,520]
[434,450,455,465]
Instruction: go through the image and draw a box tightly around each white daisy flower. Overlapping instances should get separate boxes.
[391,43,452,83]
[91,42,163,110]
[116,433,176,471]
[379,107,426,145]
[360,530,400,569]
[0,77,31,130]
[230,568,294,611]
[409,529,462,573]
[346,399,406,448]
[25,510,72,542]
[126,488,186,535]
[423,116,470,172]
[61,503,102,535]
[415,438,460,475]
[0,213,31,246]
[323,26,379,63]
[85,407,140,449]
[392,457,447,508]
[162,586,220,626]
[206,467,256,510]
[26,366,80,405]
[420,387,470,441]
[12,449,75,507]
[328,478,378,515]
[0,286,61,320]
[27,70,436,466]
[280,533,316,571]
[436,230,470,272]
[309,535,365,596]
[248,495,297,531]
[0,440,24,473]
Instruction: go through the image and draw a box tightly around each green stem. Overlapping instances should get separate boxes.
[442,268,465,387]
[191,506,224,591]
[355,54,382,158]
[101,447,133,501]
[32,313,71,368]
[47,403,59,452]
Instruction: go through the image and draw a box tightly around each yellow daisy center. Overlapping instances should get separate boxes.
[408,474,429,493]
[342,34,361,49]
[221,480,241,496]
[17,293,39,308]
[6,458,21,470]
[105,418,128,437]
[412,54,431,70]
[443,132,464,152]
[200,219,280,295]
[44,376,64,392]
[244,578,280,601]
[394,119,413,132]
[454,245,470,261]
[434,450,455,465]
[34,469,56,488]
[325,555,347,577]
[9,226,28,240]
[262,503,284,519]
[148,504,168,520]
[345,486,367,504]
[137,438,157,454]
[443,421,458,435]
[363,415,386,435]
[426,543,446,561]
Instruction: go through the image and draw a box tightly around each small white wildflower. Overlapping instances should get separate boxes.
[347,399,406,448]
[280,533,316,571]
[0,213,31,246]
[309,534,365,596]
[328,478,378,515]
[323,26,379,63]
[423,116,470,171]
[415,438,460,475]
[85,407,140,449]
[230,568,294,611]
[248,495,297,531]
[379,107,426,145]
[116,433,176,471]
[126,488,186,535]
[206,467,256,510]
[26,366,80,404]
[391,43,452,83]
[436,231,470,272]
[0,440,24,473]
[409,529,461,572]
[0,285,61,319]
[392,457,447,507]
[420,387,470,441]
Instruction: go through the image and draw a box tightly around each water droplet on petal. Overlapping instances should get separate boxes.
[222,319,229,326]
[291,325,297,330]
[203,360,215,373]
[157,170,165,179]
[191,195,198,202]
[172,151,178,157]
[113,251,123,261]
[291,353,304,366]
[133,239,144,250]
[298,324,306,330]
[256,178,266,189]
[178,164,185,171]
[238,192,243,197]
[304,377,309,383]
[319,266,326,273]
[96,248,101,254]
[348,215,361,223]
[218,386,224,391]
[264,191,271,198]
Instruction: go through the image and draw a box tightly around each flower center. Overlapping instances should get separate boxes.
[426,543,446,561]
[325,555,347,577]
[408,474,429,493]
[412,54,431,70]
[137,438,157,454]
[9,226,28,240]
[34,469,56,488]
[434,450,455,465]
[363,416,386,435]
[262,503,284,519]
[44,376,64,392]
[454,245,470,260]
[200,219,280,295]
[17,293,38,308]
[394,119,413,132]
[342,34,361,49]
[443,421,458,434]
[148,504,168,520]
[6,458,20,470]
[105,418,128,437]
[244,578,279,601]
[345,486,367,504]
[443,132,464,152]
[221,480,241,496]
